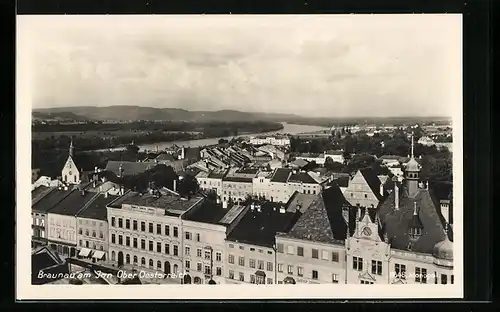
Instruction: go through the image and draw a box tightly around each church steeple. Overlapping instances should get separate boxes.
[69,138,74,157]
[406,133,420,198]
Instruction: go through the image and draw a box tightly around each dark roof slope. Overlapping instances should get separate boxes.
[288,172,318,184]
[32,186,55,206]
[48,190,98,216]
[226,202,299,248]
[378,185,446,254]
[32,247,69,285]
[283,186,349,244]
[32,188,71,213]
[77,193,119,221]
[359,167,386,201]
[270,168,292,183]
[105,161,155,177]
[182,199,231,224]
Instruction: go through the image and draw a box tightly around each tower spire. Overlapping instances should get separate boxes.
[69,138,74,157]
[411,133,414,159]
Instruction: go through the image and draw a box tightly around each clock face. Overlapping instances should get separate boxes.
[362,227,372,236]
[69,171,72,175]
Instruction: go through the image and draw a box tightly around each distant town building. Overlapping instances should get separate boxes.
[418,136,436,147]
[61,139,82,185]
[249,136,291,146]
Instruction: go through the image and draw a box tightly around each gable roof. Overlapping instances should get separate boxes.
[77,193,119,221]
[288,172,318,184]
[359,168,386,201]
[32,188,72,213]
[283,186,349,244]
[285,191,318,213]
[48,189,99,216]
[378,185,446,254]
[32,186,56,206]
[156,153,175,161]
[270,168,292,183]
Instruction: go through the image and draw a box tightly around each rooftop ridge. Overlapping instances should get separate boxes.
[75,191,102,217]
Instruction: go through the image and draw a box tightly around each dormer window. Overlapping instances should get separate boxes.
[408,227,422,239]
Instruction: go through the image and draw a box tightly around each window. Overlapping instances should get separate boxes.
[133,220,137,230]
[322,250,329,260]
[111,251,115,261]
[141,221,145,232]
[278,263,283,272]
[165,243,170,254]
[267,278,273,284]
[229,244,234,249]
[111,217,115,227]
[332,273,339,283]
[216,267,222,276]
[250,274,256,284]
[250,248,255,252]
[216,252,222,262]
[173,227,178,237]
[331,252,339,262]
[118,235,123,245]
[141,239,145,250]
[185,260,190,269]
[204,265,211,275]
[277,243,284,253]
[258,249,263,253]
[118,218,123,228]
[228,254,234,264]
[239,245,244,250]
[297,266,303,277]
[149,223,153,233]
[85,229,89,236]
[133,238,137,248]
[156,224,161,235]
[79,228,82,235]
[364,194,368,198]
[157,242,161,253]
[297,246,304,256]
[451,275,454,284]
[157,261,162,269]
[149,259,154,268]
[249,259,256,268]
[125,219,130,229]
[394,264,406,279]
[141,257,145,266]
[267,262,273,271]
[353,257,363,271]
[415,267,427,283]
[185,246,191,256]
[441,274,448,284]
[238,257,245,266]
[125,236,130,247]
[229,270,235,279]
[312,249,319,259]
[173,245,178,256]
[111,234,115,244]
[371,260,382,275]
[258,260,264,270]
[133,256,138,264]
[126,254,130,264]
[196,233,200,242]
[312,270,318,280]
[185,232,192,240]
[197,263,202,271]
[165,225,170,236]
[99,231,103,239]
[239,273,244,282]
[360,280,374,284]
[204,251,211,260]
[287,245,294,255]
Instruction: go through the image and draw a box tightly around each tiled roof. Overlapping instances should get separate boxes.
[270,168,292,183]
[359,168,386,201]
[32,186,55,206]
[156,153,175,161]
[291,158,309,168]
[289,172,319,184]
[285,191,318,213]
[283,186,349,244]
[378,185,446,254]
[325,150,344,155]
[105,161,155,177]
[226,202,299,248]
[223,176,253,183]
[77,193,119,221]
[182,199,234,224]
[110,191,202,215]
[32,247,69,285]
[48,189,99,216]
[32,188,72,213]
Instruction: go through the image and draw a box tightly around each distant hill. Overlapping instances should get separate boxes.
[32,111,89,121]
[32,106,300,122]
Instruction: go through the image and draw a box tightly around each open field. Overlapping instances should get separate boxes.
[32,130,203,140]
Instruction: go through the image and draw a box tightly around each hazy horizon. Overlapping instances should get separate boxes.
[19,15,462,118]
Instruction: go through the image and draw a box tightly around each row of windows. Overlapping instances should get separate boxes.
[228,244,272,254]
[352,257,383,275]
[110,217,179,237]
[110,252,179,273]
[79,240,104,251]
[32,218,45,227]
[50,228,75,241]
[184,260,223,276]
[227,255,273,271]
[49,218,74,227]
[227,271,273,284]
[277,244,340,262]
[78,219,104,227]
[277,264,338,282]
[111,234,180,256]
[184,246,221,261]
[78,228,104,239]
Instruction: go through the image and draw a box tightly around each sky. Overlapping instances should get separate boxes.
[18,15,462,117]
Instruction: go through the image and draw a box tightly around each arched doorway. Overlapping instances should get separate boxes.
[117,251,124,267]
[183,274,192,284]
[164,261,171,275]
[173,264,178,274]
[194,276,202,284]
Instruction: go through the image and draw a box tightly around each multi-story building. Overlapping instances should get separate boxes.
[31,186,68,248]
[106,189,204,279]
[249,136,291,147]
[196,169,226,195]
[276,186,350,284]
[257,145,288,161]
[47,188,99,258]
[224,201,301,285]
[324,150,345,164]
[221,168,258,203]
[252,171,273,199]
[180,198,248,284]
[344,168,388,208]
[76,192,119,263]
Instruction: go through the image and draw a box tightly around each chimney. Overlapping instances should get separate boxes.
[394,183,399,210]
[222,200,228,209]
[94,167,98,173]
[64,186,68,191]
[440,200,450,225]
[279,207,286,214]
[379,183,384,197]
[216,196,220,204]
[173,179,177,193]
[93,180,97,188]
[256,206,261,213]
[104,192,108,198]
[181,147,186,159]
[81,189,85,196]
[120,186,124,195]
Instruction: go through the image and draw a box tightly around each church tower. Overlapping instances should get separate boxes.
[406,134,420,198]
[61,138,81,185]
